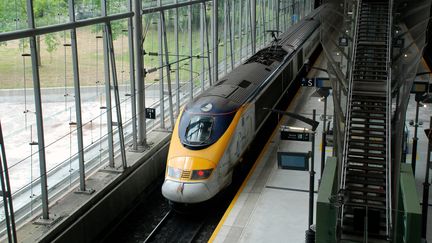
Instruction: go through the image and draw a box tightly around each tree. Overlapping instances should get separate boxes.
[45,33,60,62]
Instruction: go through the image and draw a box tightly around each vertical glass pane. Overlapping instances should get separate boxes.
[0,0,28,32]
[108,0,128,15]
[111,19,132,138]
[163,9,177,125]
[0,38,35,207]
[143,0,158,9]
[75,24,110,170]
[191,4,201,96]
[75,0,101,20]
[37,31,78,198]
[34,0,69,27]
[177,7,190,109]
[142,12,161,131]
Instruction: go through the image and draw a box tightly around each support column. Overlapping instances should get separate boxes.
[223,0,228,74]
[276,0,280,32]
[161,11,175,129]
[262,0,267,43]
[26,0,49,220]
[68,0,93,193]
[105,23,127,169]
[251,0,257,54]
[231,1,236,66]
[212,0,219,82]
[101,0,115,166]
[238,0,243,61]
[127,0,138,150]
[158,0,165,129]
[133,0,147,146]
[188,0,193,100]
[0,123,17,242]
[201,3,206,90]
[245,0,250,56]
[174,0,180,116]
[204,2,213,85]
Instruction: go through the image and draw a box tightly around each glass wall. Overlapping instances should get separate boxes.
[0,0,314,237]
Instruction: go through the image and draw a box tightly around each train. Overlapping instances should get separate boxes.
[162,6,325,204]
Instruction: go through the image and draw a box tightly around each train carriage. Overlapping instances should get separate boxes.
[162,6,325,203]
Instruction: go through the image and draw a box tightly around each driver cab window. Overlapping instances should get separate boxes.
[185,116,214,144]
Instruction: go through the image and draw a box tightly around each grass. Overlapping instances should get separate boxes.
[0,20,268,90]
[0,24,222,90]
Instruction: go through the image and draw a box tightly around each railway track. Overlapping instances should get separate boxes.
[144,209,206,243]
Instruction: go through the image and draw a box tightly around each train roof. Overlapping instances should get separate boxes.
[184,7,322,115]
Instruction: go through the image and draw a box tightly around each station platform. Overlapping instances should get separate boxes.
[210,57,432,243]
[209,81,333,242]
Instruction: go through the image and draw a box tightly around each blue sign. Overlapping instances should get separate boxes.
[315,78,331,88]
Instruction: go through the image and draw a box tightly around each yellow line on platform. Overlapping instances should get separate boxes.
[208,91,302,242]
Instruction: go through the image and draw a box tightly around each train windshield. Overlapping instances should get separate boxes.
[185,116,214,144]
[179,110,236,149]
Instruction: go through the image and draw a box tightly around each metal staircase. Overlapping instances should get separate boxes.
[340,0,393,241]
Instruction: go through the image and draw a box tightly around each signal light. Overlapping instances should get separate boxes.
[191,169,213,180]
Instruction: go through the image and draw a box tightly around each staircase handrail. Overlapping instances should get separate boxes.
[340,0,361,201]
[385,0,394,237]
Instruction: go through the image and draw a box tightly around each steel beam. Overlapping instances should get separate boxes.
[201,3,206,90]
[158,0,165,129]
[101,0,115,167]
[142,0,212,14]
[212,0,219,82]
[276,0,280,32]
[239,0,243,61]
[204,2,213,85]
[174,0,180,116]
[26,0,49,220]
[251,0,257,53]
[134,0,147,146]
[68,0,87,191]
[245,0,250,56]
[128,0,138,150]
[223,0,228,74]
[105,23,127,168]
[228,1,234,69]
[232,1,236,65]
[0,122,17,243]
[189,1,193,100]
[161,11,175,129]
[0,13,133,43]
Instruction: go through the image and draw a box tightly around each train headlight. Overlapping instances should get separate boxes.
[167,166,182,179]
[191,169,213,180]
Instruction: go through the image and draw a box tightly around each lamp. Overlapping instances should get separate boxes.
[311,88,330,178]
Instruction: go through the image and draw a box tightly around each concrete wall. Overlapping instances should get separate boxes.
[52,143,168,243]
[16,131,171,243]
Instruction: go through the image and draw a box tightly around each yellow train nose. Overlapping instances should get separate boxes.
[163,156,217,203]
[166,156,215,181]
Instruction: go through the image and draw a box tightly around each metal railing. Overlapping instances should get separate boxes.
[385,0,394,237]
[340,0,361,208]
